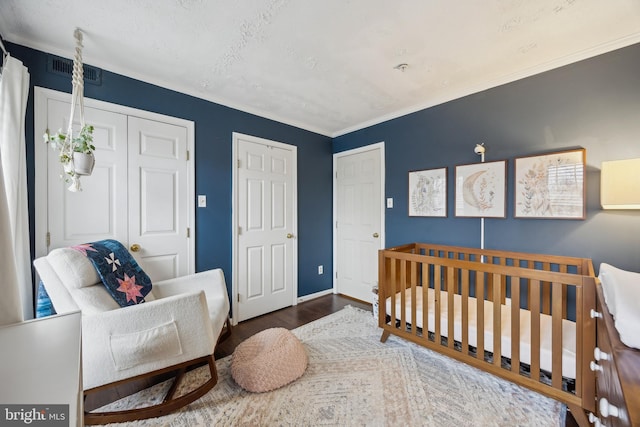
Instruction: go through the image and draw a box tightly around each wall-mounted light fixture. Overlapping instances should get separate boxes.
[601,158,640,209]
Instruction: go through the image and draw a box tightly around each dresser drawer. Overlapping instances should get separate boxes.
[594,284,640,427]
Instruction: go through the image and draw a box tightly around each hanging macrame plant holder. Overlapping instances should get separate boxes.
[59,29,95,192]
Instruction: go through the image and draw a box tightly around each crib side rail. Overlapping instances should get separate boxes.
[378,248,596,413]
[387,242,594,317]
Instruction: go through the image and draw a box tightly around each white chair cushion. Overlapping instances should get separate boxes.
[71,286,121,314]
[47,248,100,289]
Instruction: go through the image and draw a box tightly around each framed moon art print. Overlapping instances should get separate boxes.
[455,160,506,218]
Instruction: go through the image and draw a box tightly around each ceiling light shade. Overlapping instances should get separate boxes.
[601,158,640,209]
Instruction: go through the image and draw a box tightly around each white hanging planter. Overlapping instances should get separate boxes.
[72,152,95,176]
[42,28,96,192]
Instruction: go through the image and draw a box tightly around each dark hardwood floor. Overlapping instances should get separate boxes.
[215,293,370,358]
[86,293,579,426]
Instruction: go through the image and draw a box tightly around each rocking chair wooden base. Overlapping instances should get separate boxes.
[84,355,217,425]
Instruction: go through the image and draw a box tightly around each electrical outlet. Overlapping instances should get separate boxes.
[386,198,393,208]
[318,265,323,275]
[198,195,207,207]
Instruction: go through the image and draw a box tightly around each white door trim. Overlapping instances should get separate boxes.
[231,132,298,325]
[332,141,386,294]
[34,87,196,274]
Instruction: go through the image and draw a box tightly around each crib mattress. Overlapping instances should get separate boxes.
[385,287,577,379]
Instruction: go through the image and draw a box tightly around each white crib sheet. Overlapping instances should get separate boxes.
[385,286,577,379]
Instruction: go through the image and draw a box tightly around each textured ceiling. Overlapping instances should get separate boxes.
[1,0,640,137]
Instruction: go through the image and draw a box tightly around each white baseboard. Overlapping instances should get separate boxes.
[297,288,334,304]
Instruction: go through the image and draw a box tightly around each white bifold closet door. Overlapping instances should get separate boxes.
[43,98,190,282]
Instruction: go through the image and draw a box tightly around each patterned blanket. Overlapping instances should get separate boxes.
[71,239,152,307]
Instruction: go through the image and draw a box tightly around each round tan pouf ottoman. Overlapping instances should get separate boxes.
[231,327,308,393]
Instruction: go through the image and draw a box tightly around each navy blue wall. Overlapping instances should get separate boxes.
[9,42,334,298]
[334,43,640,273]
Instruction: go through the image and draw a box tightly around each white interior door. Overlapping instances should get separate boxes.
[128,117,189,281]
[335,144,384,303]
[37,88,194,282]
[234,133,297,322]
[46,99,128,248]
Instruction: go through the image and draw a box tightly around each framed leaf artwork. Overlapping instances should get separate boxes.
[514,149,585,219]
[408,167,447,217]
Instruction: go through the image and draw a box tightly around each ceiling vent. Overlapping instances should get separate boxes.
[47,55,102,86]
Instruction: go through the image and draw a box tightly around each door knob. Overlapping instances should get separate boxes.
[130,243,141,252]
[286,233,293,239]
[373,233,379,238]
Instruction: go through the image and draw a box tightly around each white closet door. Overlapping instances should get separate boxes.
[335,147,382,302]
[236,134,296,321]
[127,116,189,282]
[47,100,128,248]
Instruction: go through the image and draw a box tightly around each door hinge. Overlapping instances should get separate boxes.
[237,294,241,303]
[237,159,241,168]
[335,271,338,279]
[238,226,242,235]
[186,150,190,161]
[46,231,50,248]
[187,227,190,238]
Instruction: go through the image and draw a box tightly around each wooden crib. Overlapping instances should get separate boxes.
[378,243,597,426]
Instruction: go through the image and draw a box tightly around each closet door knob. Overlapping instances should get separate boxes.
[130,243,141,252]
[373,233,379,238]
[286,233,293,239]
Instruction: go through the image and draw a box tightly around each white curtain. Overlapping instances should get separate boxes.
[0,54,32,325]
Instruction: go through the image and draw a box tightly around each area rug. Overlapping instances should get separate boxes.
[96,305,564,426]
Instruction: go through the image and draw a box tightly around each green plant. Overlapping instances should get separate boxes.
[43,124,95,182]
[44,124,95,159]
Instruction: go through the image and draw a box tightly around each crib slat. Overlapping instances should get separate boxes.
[493,273,502,367]
[434,265,442,343]
[410,261,418,337]
[390,259,397,333]
[422,263,429,336]
[560,264,568,319]
[552,282,563,389]
[476,272,485,362]
[400,260,407,331]
[542,262,551,315]
[447,266,455,349]
[461,269,469,356]
[511,278,521,374]
[530,279,541,381]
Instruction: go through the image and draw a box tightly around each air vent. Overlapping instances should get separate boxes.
[47,55,102,86]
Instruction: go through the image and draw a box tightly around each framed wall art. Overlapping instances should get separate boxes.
[455,160,506,218]
[514,148,586,219]
[408,167,447,217]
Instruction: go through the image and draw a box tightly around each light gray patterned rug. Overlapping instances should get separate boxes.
[97,305,564,426]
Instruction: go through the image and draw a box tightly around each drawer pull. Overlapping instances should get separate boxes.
[588,412,604,427]
[594,347,611,362]
[590,309,603,319]
[590,361,603,372]
[599,398,620,418]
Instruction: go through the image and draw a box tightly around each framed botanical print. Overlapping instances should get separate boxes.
[455,160,506,218]
[408,167,447,217]
[514,149,586,219]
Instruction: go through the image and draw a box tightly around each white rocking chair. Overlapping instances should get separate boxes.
[34,246,230,424]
